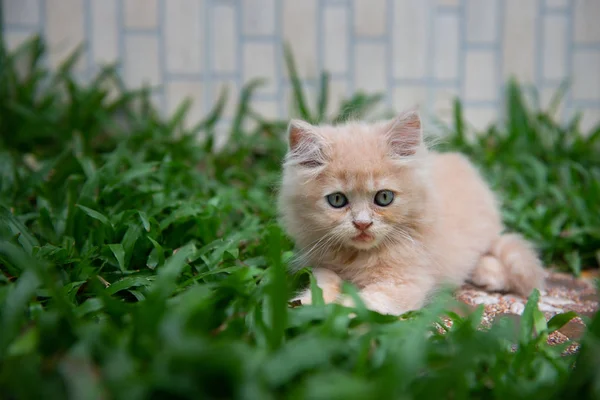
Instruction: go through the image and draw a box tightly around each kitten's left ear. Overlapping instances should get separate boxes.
[286,119,326,168]
[384,109,422,157]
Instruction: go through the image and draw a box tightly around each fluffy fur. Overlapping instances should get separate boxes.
[277,110,547,315]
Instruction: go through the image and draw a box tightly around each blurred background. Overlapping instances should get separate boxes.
[2,0,599,132]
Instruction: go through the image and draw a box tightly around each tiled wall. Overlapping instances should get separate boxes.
[2,0,600,131]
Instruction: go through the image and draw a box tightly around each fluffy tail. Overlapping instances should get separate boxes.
[471,233,547,297]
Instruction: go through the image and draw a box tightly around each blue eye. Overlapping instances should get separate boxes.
[374,190,394,206]
[326,192,348,208]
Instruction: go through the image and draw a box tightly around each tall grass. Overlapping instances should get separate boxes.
[0,36,599,399]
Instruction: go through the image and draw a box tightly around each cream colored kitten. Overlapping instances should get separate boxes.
[277,110,546,315]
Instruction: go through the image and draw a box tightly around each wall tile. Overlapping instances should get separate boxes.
[328,80,350,116]
[124,0,158,29]
[253,100,279,119]
[243,0,276,36]
[166,80,204,128]
[464,51,496,101]
[542,14,567,81]
[354,0,386,37]
[212,5,237,73]
[91,0,118,65]
[3,0,40,26]
[463,107,498,131]
[165,0,203,74]
[393,0,431,79]
[434,13,459,80]
[4,32,37,79]
[502,0,536,81]
[324,6,348,75]
[432,87,459,122]
[211,80,239,118]
[540,87,565,117]
[283,0,317,78]
[545,0,569,9]
[4,32,33,50]
[572,51,600,101]
[3,0,600,132]
[393,85,428,112]
[466,0,498,43]
[46,0,86,72]
[578,108,600,132]
[124,35,160,87]
[355,43,386,93]
[437,0,459,6]
[574,0,600,43]
[243,42,276,95]
[284,83,316,116]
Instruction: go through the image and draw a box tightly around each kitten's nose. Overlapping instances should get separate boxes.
[352,220,373,231]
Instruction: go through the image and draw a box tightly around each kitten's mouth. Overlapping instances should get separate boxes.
[352,232,374,243]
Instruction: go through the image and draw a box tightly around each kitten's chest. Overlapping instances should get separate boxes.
[327,252,382,287]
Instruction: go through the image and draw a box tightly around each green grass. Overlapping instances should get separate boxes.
[0,36,599,399]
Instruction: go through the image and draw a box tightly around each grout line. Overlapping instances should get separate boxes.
[275,0,284,117]
[157,0,167,113]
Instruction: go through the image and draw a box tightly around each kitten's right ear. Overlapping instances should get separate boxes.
[286,119,325,168]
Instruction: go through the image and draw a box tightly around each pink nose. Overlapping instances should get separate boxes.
[353,220,373,231]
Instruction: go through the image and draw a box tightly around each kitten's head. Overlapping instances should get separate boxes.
[278,110,431,259]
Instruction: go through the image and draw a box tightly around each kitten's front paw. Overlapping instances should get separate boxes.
[338,290,409,315]
[291,289,312,305]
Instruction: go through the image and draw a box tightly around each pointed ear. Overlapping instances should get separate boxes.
[384,109,422,157]
[286,119,325,168]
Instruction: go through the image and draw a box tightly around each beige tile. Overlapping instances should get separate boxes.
[466,0,498,43]
[212,122,232,151]
[165,0,203,74]
[574,0,600,43]
[283,0,317,78]
[354,0,386,37]
[463,107,498,131]
[243,42,277,95]
[252,100,279,119]
[577,108,600,133]
[540,87,566,117]
[542,15,568,81]
[502,0,536,82]
[212,5,237,73]
[284,83,316,117]
[4,32,37,80]
[393,85,428,112]
[393,0,431,79]
[91,0,118,65]
[46,0,86,72]
[432,86,460,123]
[243,0,275,36]
[545,0,568,8]
[437,0,459,6]
[434,13,459,80]
[572,51,600,101]
[355,43,386,93]
[124,35,161,87]
[3,0,40,25]
[166,80,204,128]
[3,32,33,51]
[464,51,496,101]
[211,80,239,118]
[328,80,350,118]
[324,6,348,75]
[124,0,158,29]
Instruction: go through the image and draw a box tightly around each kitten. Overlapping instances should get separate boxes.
[277,110,546,315]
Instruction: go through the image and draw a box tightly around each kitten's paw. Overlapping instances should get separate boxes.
[291,290,313,305]
[336,292,405,315]
[337,294,355,308]
[471,255,508,292]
